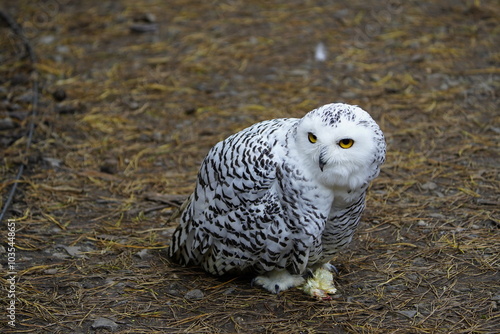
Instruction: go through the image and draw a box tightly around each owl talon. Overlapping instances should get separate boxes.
[253,270,305,294]
[324,263,339,275]
[250,278,257,287]
[303,268,314,279]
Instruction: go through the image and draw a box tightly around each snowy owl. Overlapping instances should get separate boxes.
[168,103,386,299]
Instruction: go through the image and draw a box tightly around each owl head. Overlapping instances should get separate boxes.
[293,103,386,190]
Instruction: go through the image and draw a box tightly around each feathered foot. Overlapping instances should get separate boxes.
[252,269,305,294]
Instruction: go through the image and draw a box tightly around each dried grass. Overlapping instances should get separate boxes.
[1,0,499,333]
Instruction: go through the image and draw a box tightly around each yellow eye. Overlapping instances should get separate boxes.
[308,132,317,143]
[339,138,354,149]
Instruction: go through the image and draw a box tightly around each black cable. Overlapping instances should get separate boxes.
[0,10,39,224]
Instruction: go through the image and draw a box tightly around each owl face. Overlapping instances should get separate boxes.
[294,103,385,190]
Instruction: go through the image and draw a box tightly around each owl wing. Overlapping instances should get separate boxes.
[169,119,299,275]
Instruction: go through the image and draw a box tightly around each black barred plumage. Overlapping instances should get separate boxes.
[168,103,386,296]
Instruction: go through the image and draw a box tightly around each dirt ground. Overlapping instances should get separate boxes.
[1,0,499,333]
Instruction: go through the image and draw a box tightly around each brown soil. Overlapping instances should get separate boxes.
[1,0,499,333]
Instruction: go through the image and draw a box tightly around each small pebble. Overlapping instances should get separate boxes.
[315,42,327,62]
[55,245,86,258]
[56,45,70,54]
[0,117,16,130]
[43,157,62,168]
[130,23,158,33]
[417,220,428,227]
[397,310,417,318]
[39,35,56,44]
[55,102,84,114]
[91,317,118,331]
[135,249,150,259]
[184,289,204,300]
[100,158,118,174]
[421,181,437,190]
[52,88,67,101]
[142,13,157,23]
[44,268,59,274]
[134,12,157,23]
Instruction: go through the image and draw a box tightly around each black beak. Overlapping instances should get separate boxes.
[319,149,327,172]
